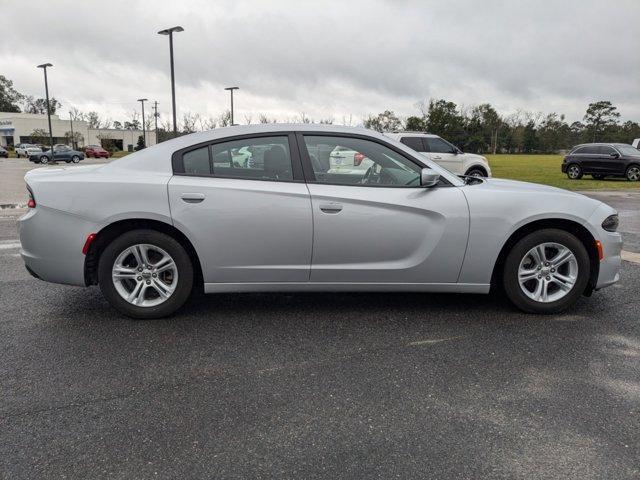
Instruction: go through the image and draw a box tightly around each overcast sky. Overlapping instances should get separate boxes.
[2,0,639,126]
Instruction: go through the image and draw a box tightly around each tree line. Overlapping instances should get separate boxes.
[364,100,640,154]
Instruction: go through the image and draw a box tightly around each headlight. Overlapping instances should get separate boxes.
[601,214,619,232]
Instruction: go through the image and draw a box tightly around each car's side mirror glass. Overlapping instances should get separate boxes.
[611,152,620,158]
[420,168,440,188]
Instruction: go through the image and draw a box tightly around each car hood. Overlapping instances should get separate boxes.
[467,177,603,208]
[464,152,487,161]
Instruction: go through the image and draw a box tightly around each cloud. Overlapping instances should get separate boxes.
[2,0,639,124]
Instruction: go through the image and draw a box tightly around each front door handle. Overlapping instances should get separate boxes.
[181,193,205,203]
[319,203,343,213]
[432,155,442,160]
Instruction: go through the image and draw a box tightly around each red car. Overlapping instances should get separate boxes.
[84,145,111,158]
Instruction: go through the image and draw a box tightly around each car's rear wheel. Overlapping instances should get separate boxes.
[98,229,194,319]
[71,155,80,163]
[465,167,486,178]
[626,165,640,182]
[39,155,49,164]
[566,164,582,179]
[502,229,590,314]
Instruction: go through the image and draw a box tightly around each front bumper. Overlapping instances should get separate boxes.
[588,204,623,290]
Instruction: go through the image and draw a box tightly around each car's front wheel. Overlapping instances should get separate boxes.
[502,229,590,314]
[626,165,640,182]
[465,167,487,178]
[566,164,582,179]
[98,230,194,319]
[71,155,80,163]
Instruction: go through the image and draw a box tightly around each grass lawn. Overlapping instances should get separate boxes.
[487,154,640,191]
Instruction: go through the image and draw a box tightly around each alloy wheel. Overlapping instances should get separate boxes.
[567,165,581,179]
[627,166,640,181]
[518,242,578,303]
[111,244,178,307]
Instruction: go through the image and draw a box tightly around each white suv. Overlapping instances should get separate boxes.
[386,132,491,177]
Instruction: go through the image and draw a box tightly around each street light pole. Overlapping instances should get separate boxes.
[68,111,75,149]
[225,86,239,126]
[37,63,54,154]
[158,26,184,137]
[153,101,159,144]
[138,98,148,148]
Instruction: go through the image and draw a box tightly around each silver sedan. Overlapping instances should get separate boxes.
[18,124,622,318]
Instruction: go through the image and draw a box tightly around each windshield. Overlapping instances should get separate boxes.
[617,145,640,156]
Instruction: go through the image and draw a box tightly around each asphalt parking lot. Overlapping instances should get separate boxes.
[1,208,639,479]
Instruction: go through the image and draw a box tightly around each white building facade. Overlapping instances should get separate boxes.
[0,112,156,151]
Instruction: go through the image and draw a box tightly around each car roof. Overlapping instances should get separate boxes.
[386,131,437,138]
[98,123,459,183]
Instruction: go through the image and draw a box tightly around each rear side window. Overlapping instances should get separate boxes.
[182,146,211,175]
[598,146,616,155]
[211,136,293,181]
[426,137,455,154]
[575,146,598,155]
[400,137,426,152]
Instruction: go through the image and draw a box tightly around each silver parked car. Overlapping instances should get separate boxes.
[19,124,622,319]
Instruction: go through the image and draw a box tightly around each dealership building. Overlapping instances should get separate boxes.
[0,112,156,151]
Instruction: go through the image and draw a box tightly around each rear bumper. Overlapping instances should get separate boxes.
[18,207,94,287]
[561,163,568,173]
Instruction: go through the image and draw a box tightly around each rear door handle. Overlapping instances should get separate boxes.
[180,193,205,203]
[319,203,343,213]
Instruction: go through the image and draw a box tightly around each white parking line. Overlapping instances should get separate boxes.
[0,242,21,250]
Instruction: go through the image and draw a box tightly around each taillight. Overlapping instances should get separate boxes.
[354,152,366,166]
[27,186,36,208]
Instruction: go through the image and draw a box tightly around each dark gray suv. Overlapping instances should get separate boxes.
[562,143,640,181]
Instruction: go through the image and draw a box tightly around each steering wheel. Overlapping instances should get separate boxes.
[362,165,380,185]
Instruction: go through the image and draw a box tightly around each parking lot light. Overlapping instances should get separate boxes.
[137,98,148,147]
[157,26,184,137]
[36,63,54,155]
[225,87,239,126]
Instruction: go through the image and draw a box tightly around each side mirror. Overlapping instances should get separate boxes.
[420,168,440,188]
[611,152,620,158]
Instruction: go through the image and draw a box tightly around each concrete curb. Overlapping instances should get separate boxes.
[0,203,27,210]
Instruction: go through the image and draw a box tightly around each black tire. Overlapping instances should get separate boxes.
[465,167,487,178]
[98,229,194,319]
[626,164,640,182]
[566,164,582,179]
[592,174,605,180]
[39,155,49,164]
[502,229,590,314]
[71,155,80,163]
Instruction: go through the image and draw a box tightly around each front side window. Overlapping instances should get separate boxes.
[211,136,293,181]
[400,137,426,152]
[303,135,421,187]
[616,145,640,156]
[426,137,456,154]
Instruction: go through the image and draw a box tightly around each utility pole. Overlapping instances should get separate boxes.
[138,98,148,147]
[153,101,159,145]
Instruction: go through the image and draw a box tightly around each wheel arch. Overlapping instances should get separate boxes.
[464,163,488,176]
[84,218,204,290]
[490,218,599,295]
